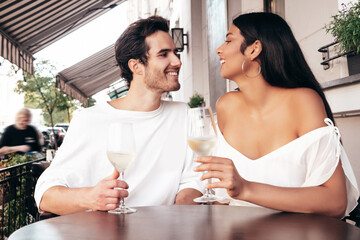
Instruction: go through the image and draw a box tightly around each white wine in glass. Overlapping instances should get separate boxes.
[107,122,136,214]
[187,137,217,156]
[187,107,219,203]
[107,152,135,173]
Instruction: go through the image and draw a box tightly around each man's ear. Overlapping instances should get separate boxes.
[128,59,144,76]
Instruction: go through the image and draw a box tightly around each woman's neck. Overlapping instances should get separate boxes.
[235,76,272,110]
[233,76,290,118]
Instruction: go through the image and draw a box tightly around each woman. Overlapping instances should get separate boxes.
[195,12,358,218]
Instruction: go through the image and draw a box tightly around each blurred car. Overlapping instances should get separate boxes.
[40,130,50,152]
[54,123,70,132]
[47,127,66,138]
[47,127,67,149]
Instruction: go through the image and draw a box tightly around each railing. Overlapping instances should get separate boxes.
[0,158,46,240]
[318,41,354,70]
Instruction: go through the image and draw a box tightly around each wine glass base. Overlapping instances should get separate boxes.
[108,207,137,214]
[193,194,219,203]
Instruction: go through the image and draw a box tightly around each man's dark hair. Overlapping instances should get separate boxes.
[233,12,334,123]
[115,16,169,85]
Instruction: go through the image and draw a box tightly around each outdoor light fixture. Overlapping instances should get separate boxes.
[171,28,188,52]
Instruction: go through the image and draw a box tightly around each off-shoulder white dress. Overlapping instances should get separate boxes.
[214,118,359,216]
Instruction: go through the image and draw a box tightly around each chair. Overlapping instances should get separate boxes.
[343,198,360,227]
[31,161,50,179]
[29,161,54,220]
[39,211,59,220]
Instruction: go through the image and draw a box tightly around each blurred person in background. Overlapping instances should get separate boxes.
[0,108,41,155]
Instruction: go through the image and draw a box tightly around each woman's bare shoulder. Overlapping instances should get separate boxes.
[216,91,243,111]
[216,91,244,130]
[288,88,328,135]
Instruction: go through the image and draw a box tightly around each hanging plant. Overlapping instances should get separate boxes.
[326,1,360,55]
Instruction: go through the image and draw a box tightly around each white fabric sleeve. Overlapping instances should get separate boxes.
[301,119,359,216]
[177,144,205,194]
[34,111,92,208]
[301,129,339,188]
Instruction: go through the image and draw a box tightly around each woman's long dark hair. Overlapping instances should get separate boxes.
[233,12,334,123]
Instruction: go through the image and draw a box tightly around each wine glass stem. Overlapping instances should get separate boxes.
[119,171,126,209]
[205,175,212,196]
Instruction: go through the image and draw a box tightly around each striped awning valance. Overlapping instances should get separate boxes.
[0,30,34,74]
[0,0,125,76]
[56,43,121,107]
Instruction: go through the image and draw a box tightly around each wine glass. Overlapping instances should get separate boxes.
[187,106,219,203]
[107,122,136,214]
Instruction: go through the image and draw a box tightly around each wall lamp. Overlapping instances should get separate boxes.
[171,28,188,52]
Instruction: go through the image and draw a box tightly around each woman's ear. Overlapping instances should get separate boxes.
[128,59,144,76]
[249,40,262,60]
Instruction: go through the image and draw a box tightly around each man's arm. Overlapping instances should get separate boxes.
[174,188,202,205]
[0,146,11,154]
[0,145,30,154]
[39,169,129,215]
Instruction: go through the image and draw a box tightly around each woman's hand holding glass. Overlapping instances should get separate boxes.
[194,156,248,201]
[187,107,220,203]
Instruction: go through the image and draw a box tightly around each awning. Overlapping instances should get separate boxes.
[0,0,125,75]
[56,43,121,106]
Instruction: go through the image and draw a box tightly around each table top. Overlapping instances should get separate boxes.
[9,205,360,240]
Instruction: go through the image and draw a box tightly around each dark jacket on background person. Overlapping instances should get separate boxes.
[0,124,41,154]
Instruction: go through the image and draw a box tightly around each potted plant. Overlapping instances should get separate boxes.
[188,93,205,108]
[326,1,360,75]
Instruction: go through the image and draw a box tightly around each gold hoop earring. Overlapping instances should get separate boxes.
[241,59,261,78]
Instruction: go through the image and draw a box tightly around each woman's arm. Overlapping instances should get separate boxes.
[195,156,347,218]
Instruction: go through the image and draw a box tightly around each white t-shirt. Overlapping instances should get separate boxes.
[214,118,359,216]
[35,101,204,208]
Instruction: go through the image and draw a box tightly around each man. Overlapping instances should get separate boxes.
[0,108,41,155]
[35,16,203,215]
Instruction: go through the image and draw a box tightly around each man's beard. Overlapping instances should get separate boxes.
[144,67,180,93]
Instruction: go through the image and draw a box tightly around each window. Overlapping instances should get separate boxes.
[264,0,285,18]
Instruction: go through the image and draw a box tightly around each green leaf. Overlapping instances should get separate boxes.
[325,1,360,54]
[13,60,82,142]
[188,93,205,108]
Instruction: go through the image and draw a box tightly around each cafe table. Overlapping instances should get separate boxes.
[9,205,360,240]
